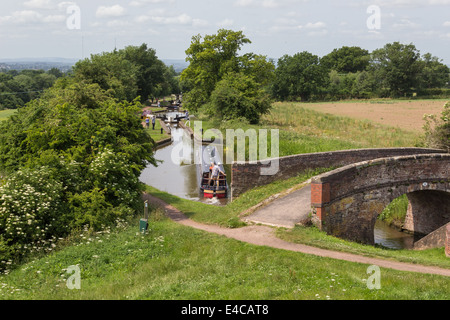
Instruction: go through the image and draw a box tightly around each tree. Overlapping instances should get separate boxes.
[120,44,168,102]
[417,53,450,90]
[73,51,139,102]
[272,52,328,101]
[321,46,370,73]
[72,44,175,103]
[370,42,422,97]
[180,29,274,114]
[207,72,272,124]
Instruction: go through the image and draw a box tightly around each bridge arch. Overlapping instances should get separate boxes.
[310,154,450,245]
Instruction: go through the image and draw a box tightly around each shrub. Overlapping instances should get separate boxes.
[423,101,449,151]
[0,167,66,262]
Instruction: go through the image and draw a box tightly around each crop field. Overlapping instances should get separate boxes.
[296,99,448,133]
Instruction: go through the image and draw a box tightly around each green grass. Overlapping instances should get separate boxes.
[1,212,448,300]
[144,119,171,144]
[263,102,422,148]
[0,109,17,121]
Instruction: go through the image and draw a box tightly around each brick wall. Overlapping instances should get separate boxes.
[231,148,445,198]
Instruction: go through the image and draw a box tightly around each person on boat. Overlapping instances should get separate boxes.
[209,162,214,174]
[209,162,226,187]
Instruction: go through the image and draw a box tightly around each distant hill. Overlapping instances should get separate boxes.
[162,59,189,73]
[0,58,77,72]
[0,57,189,73]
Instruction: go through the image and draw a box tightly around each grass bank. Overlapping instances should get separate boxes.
[1,210,448,300]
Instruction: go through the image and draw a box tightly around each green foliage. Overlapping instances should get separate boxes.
[423,101,450,151]
[321,46,370,73]
[0,69,63,110]
[0,167,66,262]
[0,80,156,266]
[207,72,272,124]
[370,42,422,97]
[180,29,274,123]
[73,44,179,103]
[272,51,328,101]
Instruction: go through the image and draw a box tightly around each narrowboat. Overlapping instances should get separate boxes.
[198,145,228,199]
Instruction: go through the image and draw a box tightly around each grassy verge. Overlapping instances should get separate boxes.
[145,119,171,144]
[1,211,448,300]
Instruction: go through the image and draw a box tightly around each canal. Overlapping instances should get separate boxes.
[140,120,230,206]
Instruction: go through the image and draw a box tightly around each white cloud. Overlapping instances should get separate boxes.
[151,13,192,25]
[304,21,327,29]
[23,0,53,9]
[392,18,420,28]
[444,21,450,27]
[0,10,43,24]
[129,0,173,6]
[217,19,234,28]
[0,9,65,25]
[96,5,126,18]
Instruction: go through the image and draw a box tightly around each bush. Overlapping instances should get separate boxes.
[0,167,66,262]
[423,101,450,151]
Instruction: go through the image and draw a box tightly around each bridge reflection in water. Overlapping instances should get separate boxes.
[374,220,414,250]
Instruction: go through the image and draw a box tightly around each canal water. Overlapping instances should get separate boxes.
[374,219,415,250]
[140,115,414,249]
[139,119,230,206]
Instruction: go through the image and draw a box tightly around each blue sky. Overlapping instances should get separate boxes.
[1,0,450,64]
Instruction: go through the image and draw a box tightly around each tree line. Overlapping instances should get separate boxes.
[0,44,181,110]
[0,68,65,110]
[179,29,450,124]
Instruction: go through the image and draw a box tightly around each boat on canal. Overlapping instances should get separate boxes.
[197,145,228,199]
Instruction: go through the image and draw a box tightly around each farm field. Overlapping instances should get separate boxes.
[295,99,448,133]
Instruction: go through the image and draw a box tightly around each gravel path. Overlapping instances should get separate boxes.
[143,194,450,277]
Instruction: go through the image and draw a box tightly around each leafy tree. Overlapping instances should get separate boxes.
[272,51,328,101]
[417,53,450,90]
[369,42,422,97]
[321,46,370,73]
[180,29,274,115]
[121,44,168,102]
[207,72,272,124]
[73,52,139,102]
[0,79,157,263]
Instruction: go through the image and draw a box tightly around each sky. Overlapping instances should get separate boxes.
[1,0,450,65]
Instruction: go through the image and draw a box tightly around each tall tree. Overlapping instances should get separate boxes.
[321,46,370,73]
[272,51,328,101]
[180,29,274,114]
[370,42,422,97]
[417,53,450,90]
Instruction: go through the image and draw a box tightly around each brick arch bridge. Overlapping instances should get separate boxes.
[310,153,450,245]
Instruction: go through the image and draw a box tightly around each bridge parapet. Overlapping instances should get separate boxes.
[311,153,450,245]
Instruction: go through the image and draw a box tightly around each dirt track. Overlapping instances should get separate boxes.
[143,194,450,277]
[302,100,448,133]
